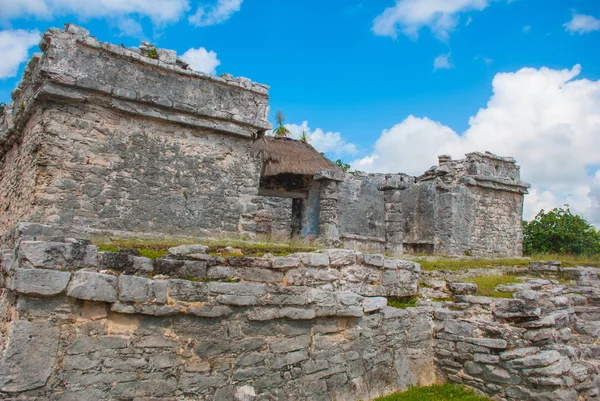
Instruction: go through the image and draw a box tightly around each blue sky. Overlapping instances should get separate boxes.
[1,0,600,224]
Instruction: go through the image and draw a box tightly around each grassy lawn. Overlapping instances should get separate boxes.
[464,275,522,298]
[409,254,600,271]
[375,384,490,401]
[94,237,316,259]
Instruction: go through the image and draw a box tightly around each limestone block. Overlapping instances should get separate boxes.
[285,268,340,286]
[483,365,521,384]
[270,335,311,354]
[280,307,316,320]
[529,261,562,274]
[209,282,266,296]
[324,249,356,266]
[168,279,209,302]
[18,240,97,270]
[506,350,561,369]
[272,257,300,269]
[466,338,507,349]
[157,48,177,64]
[132,256,154,273]
[363,254,384,267]
[11,268,71,296]
[363,297,387,313]
[67,271,117,302]
[118,275,151,303]
[292,252,330,267]
[243,268,284,283]
[447,282,478,295]
[273,350,309,369]
[167,244,209,257]
[0,321,59,392]
[522,357,571,377]
[500,347,540,361]
[155,258,207,279]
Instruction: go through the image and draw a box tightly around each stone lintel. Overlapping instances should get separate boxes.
[461,175,531,194]
[313,169,345,182]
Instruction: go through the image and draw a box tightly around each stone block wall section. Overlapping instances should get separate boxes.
[434,266,600,400]
[0,238,433,400]
[0,24,270,237]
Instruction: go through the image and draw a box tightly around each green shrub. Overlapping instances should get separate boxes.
[523,206,600,255]
[375,383,491,401]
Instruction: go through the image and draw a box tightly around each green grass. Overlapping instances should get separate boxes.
[410,257,529,271]
[464,275,522,298]
[93,236,317,259]
[387,296,419,309]
[529,253,600,268]
[138,248,167,260]
[375,384,491,401]
[407,253,600,271]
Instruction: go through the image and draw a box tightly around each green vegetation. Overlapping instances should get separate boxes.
[335,159,351,173]
[523,206,600,256]
[374,384,491,401]
[97,245,119,253]
[465,275,522,298]
[387,296,419,309]
[299,129,309,143]
[138,248,167,260]
[0,102,5,115]
[273,110,291,138]
[412,257,529,271]
[93,236,316,259]
[146,47,158,59]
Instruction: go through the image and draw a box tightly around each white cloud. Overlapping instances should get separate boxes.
[189,0,242,27]
[0,29,40,79]
[564,13,600,35]
[180,47,220,75]
[523,25,531,33]
[433,52,453,70]
[588,171,600,225]
[372,0,489,41]
[353,64,600,225]
[284,121,358,157]
[0,0,190,24]
[116,18,144,38]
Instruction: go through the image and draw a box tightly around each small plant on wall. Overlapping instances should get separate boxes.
[273,110,291,138]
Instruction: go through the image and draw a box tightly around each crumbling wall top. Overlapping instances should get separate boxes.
[1,24,272,157]
[420,151,531,194]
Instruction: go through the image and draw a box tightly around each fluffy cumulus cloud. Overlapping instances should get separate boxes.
[0,29,40,79]
[372,0,489,41]
[352,65,600,224]
[433,52,453,70]
[0,0,190,25]
[283,121,358,157]
[564,13,600,35]
[189,0,243,27]
[180,47,220,75]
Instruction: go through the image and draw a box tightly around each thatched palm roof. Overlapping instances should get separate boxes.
[251,136,341,177]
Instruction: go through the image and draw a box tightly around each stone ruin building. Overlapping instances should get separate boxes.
[6,25,599,401]
[0,26,530,258]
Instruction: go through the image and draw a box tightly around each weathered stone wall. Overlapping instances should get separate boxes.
[252,197,292,237]
[432,263,600,400]
[337,173,386,252]
[377,152,529,256]
[0,24,271,239]
[0,237,433,400]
